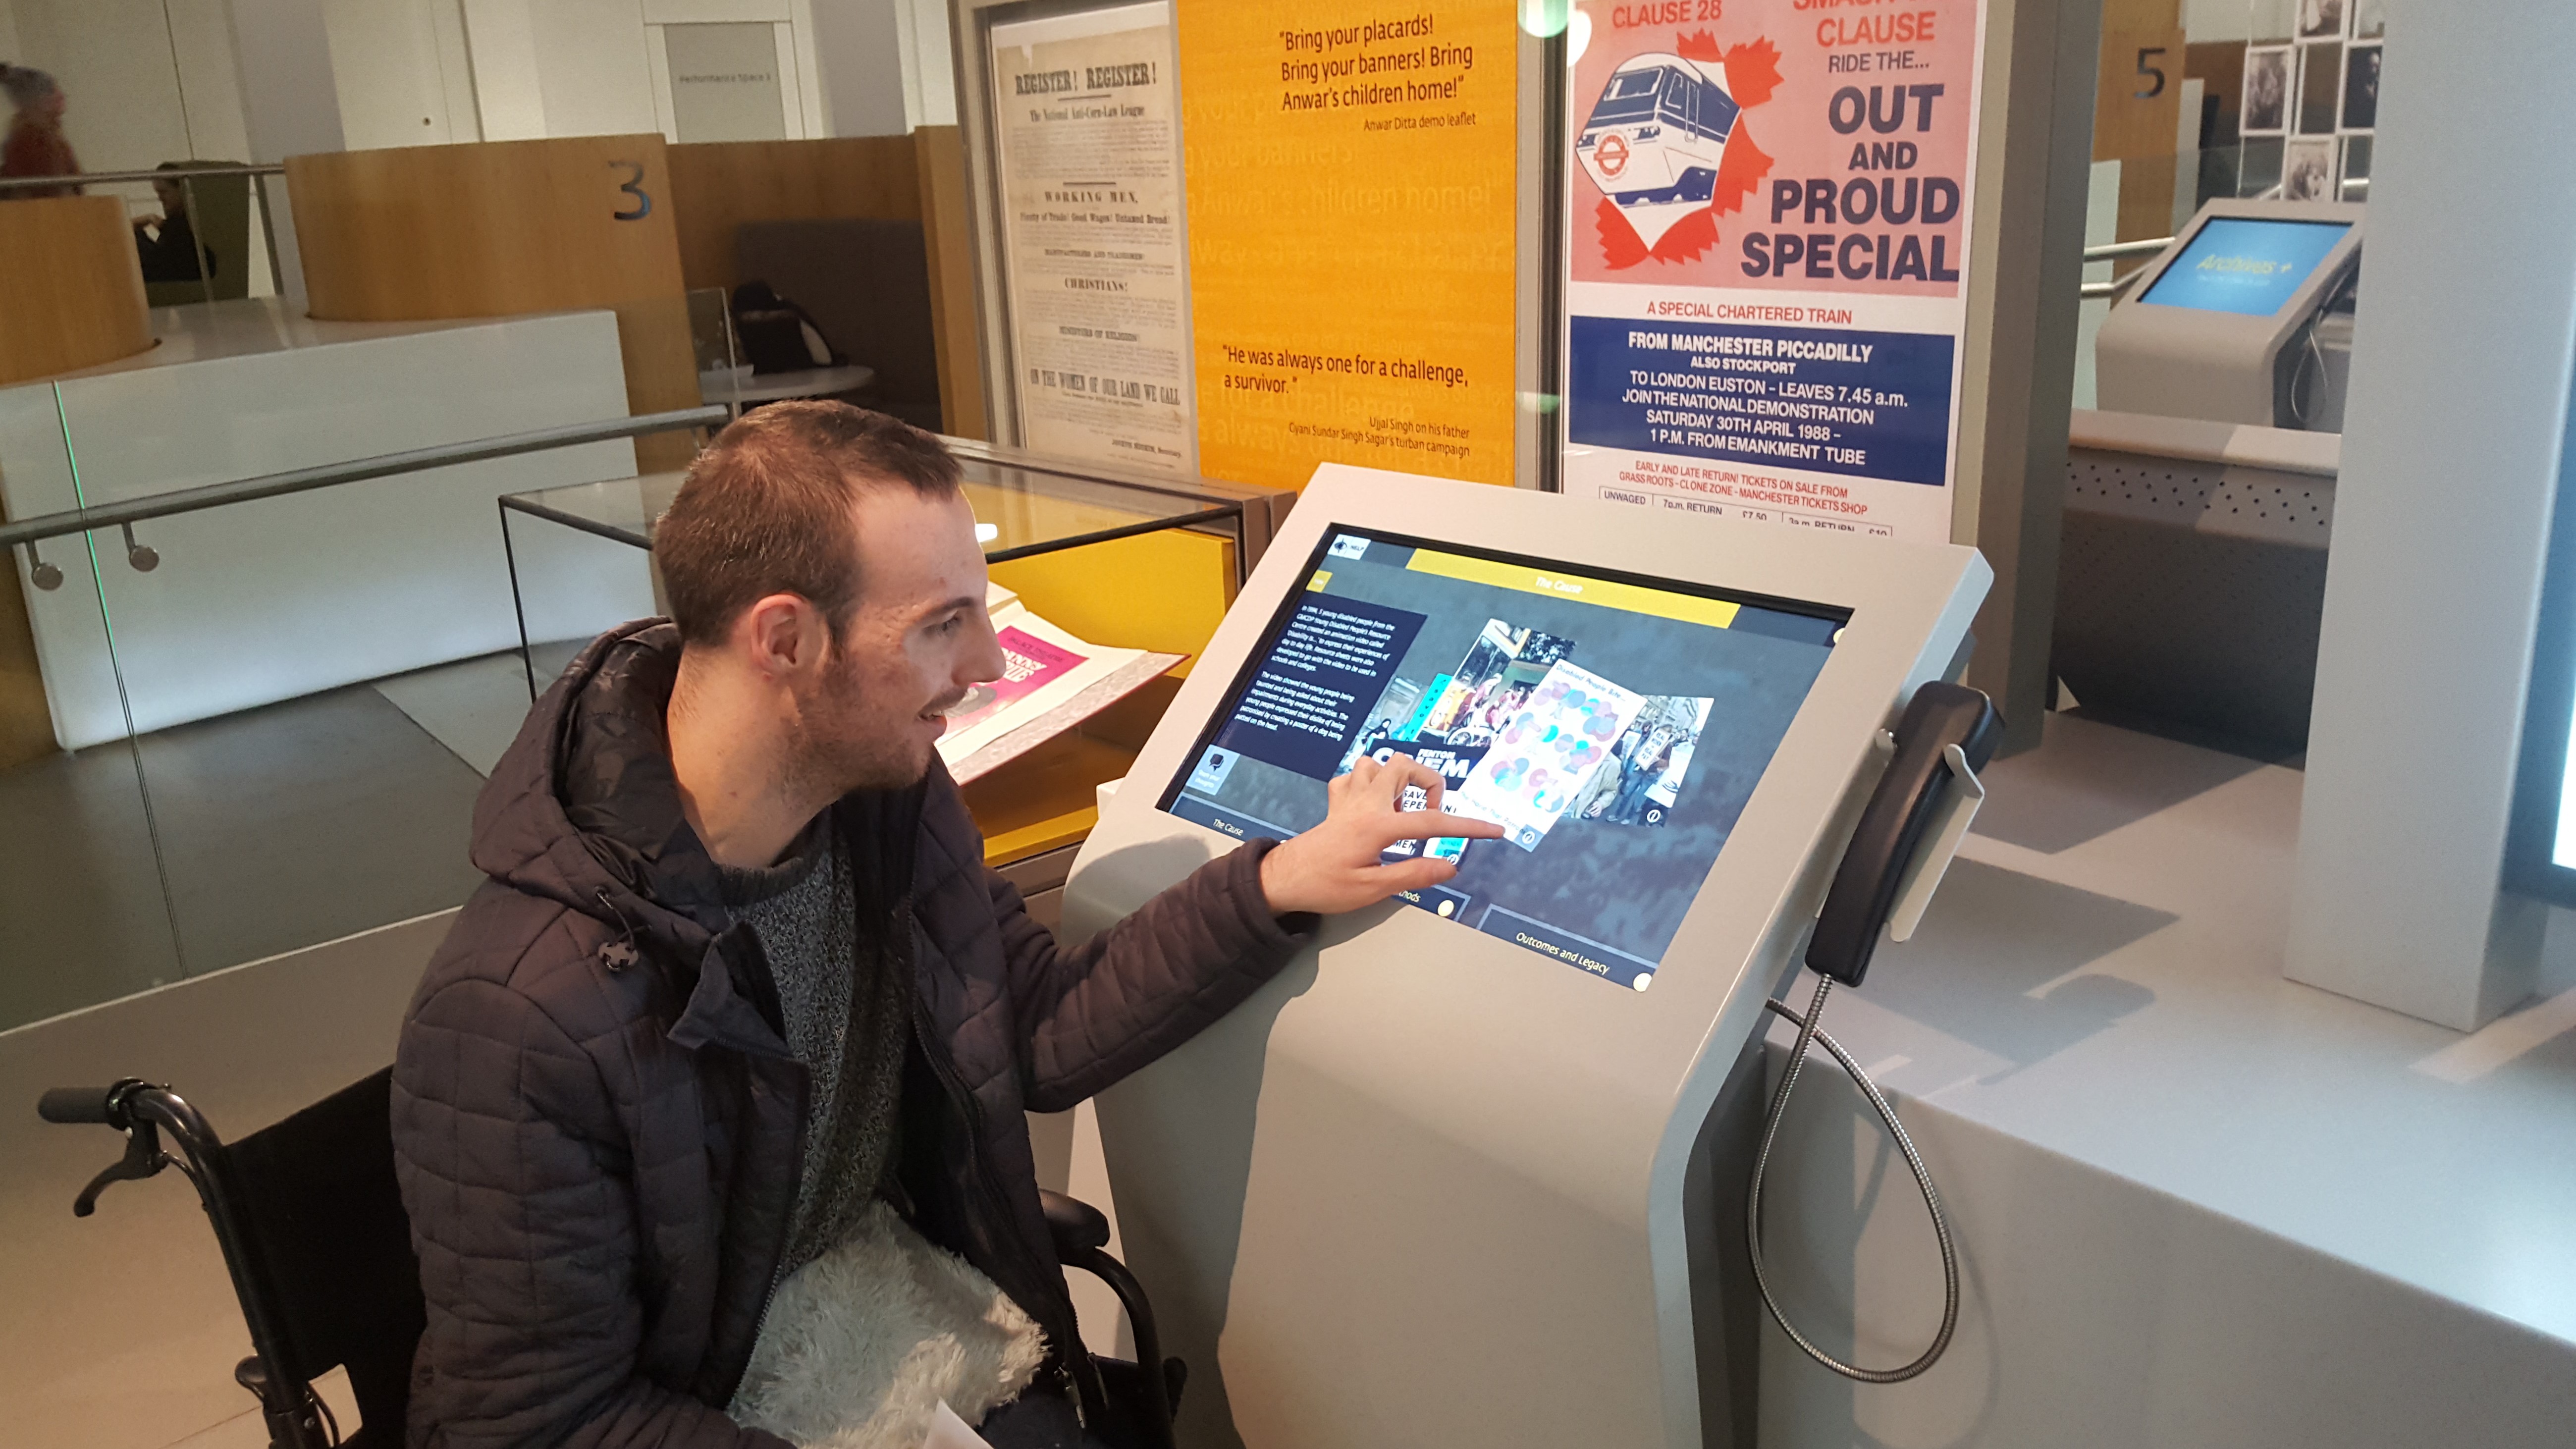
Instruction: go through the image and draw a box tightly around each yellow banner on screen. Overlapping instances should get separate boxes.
[1405,549,1742,629]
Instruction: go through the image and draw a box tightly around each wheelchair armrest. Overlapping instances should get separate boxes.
[1039,1189,1112,1258]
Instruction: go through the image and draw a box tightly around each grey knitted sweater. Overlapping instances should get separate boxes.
[715,815,911,1276]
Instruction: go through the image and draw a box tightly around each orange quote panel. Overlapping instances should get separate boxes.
[1178,0,1519,490]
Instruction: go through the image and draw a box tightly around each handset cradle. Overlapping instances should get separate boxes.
[1806,681,2002,987]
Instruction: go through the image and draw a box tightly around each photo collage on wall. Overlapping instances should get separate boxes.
[2241,0,2381,201]
[1341,619,1718,859]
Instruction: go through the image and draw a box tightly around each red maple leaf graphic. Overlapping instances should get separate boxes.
[1710,124,1772,222]
[1597,196,1651,270]
[1720,39,1783,107]
[1639,206,1721,263]
[1594,33,1781,270]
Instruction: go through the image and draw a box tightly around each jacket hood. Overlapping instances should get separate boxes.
[470,621,733,967]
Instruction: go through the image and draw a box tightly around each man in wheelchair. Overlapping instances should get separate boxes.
[391,403,1500,1449]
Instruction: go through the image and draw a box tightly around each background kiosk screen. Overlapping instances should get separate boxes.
[2139,216,2351,317]
[1160,529,1844,990]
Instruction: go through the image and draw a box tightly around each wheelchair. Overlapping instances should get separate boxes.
[38,1071,1182,1449]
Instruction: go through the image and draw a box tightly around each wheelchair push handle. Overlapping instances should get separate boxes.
[35,1079,207,1218]
[38,1085,124,1126]
[40,1078,165,1127]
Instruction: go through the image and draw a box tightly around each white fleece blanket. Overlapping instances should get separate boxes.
[730,1200,1048,1449]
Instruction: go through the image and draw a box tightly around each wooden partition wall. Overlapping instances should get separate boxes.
[288,136,699,468]
[0,198,154,384]
[914,128,984,443]
[665,135,921,291]
[0,195,156,768]
[665,128,985,438]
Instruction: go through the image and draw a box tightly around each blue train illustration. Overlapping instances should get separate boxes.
[1576,53,1740,213]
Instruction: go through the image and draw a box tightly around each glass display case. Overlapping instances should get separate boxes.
[499,438,1293,901]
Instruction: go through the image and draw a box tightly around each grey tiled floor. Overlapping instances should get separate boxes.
[133,685,489,978]
[0,913,450,1449]
[374,651,544,777]
[0,736,184,1026]
[0,686,483,1031]
[375,638,585,778]
[0,643,587,1033]
[0,637,596,1446]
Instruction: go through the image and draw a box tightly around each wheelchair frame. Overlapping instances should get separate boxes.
[40,1074,1182,1449]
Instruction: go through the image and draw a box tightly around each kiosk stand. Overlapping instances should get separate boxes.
[2060,199,2364,749]
[1062,467,1991,1448]
[2093,199,2364,429]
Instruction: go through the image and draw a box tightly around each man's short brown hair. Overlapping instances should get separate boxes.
[656,402,962,645]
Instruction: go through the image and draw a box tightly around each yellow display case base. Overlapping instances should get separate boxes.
[965,674,1184,867]
[965,731,1142,866]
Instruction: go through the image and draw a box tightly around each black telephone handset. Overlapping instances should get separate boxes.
[1754,680,1999,1384]
[1805,681,2002,988]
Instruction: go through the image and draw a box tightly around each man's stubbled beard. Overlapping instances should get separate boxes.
[783,634,967,799]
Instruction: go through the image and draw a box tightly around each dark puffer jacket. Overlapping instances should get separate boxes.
[392,621,1311,1448]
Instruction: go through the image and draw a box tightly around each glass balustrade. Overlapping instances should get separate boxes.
[0,383,718,1030]
[1,391,1281,1031]
[0,385,183,1026]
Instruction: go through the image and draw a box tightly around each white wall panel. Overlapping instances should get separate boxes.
[427,0,483,143]
[891,0,952,127]
[2285,0,2576,1027]
[806,0,907,135]
[165,0,255,162]
[461,0,547,139]
[322,0,466,149]
[526,0,658,136]
[227,0,347,160]
[228,0,345,310]
[10,0,194,175]
[643,0,785,20]
[787,0,821,134]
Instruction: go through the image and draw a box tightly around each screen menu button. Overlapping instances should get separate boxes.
[1476,905,1659,991]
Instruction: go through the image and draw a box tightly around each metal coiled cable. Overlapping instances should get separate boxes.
[1746,976,1960,1383]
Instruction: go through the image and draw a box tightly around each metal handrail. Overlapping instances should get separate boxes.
[1,406,727,556]
[2083,237,2174,262]
[0,162,285,191]
[2,162,295,297]
[2071,238,2175,299]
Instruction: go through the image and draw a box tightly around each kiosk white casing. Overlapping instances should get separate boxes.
[1061,467,1990,1448]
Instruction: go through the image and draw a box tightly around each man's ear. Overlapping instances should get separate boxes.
[737,592,825,680]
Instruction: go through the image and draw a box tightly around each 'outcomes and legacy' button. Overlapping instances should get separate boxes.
[1476,905,1658,991]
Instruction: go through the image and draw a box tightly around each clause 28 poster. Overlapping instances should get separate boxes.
[1562,0,1987,539]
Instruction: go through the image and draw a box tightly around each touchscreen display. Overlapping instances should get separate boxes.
[2139,216,2350,317]
[1159,528,1843,990]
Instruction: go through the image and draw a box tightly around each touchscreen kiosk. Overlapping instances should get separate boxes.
[1165,529,1842,991]
[1062,467,1989,1449]
[2095,198,2363,427]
